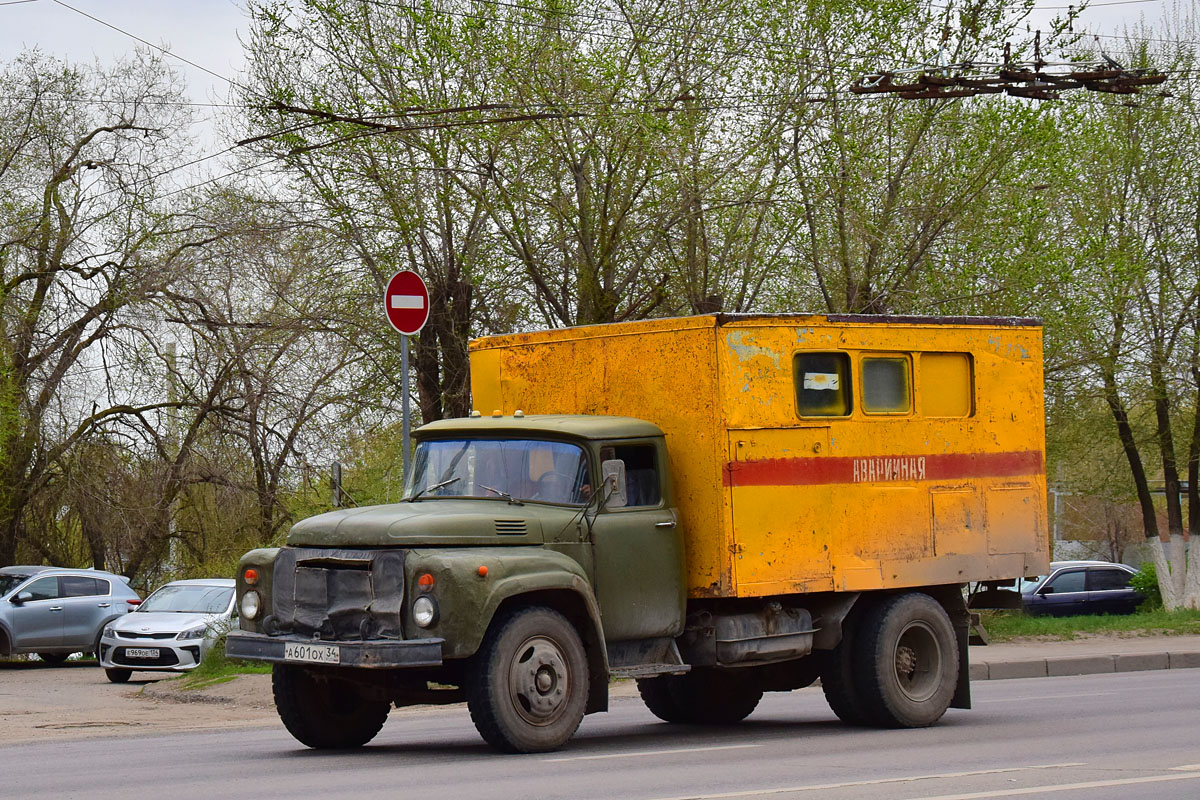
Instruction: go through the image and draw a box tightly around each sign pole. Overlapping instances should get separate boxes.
[401,333,411,479]
[383,269,430,487]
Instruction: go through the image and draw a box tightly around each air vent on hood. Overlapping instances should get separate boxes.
[495,519,528,535]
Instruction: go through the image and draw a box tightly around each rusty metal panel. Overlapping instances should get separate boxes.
[470,314,1050,600]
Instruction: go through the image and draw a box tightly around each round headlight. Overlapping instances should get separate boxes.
[240,590,261,620]
[412,595,437,628]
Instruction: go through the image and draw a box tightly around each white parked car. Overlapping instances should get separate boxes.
[98,578,235,683]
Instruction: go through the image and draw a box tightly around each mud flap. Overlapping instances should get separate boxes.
[950,618,971,709]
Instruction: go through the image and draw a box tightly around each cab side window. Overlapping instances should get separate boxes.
[610,444,661,507]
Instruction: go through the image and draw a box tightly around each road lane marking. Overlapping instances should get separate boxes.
[1171,765,1200,771]
[643,763,1085,800]
[916,771,1200,799]
[546,744,760,762]
[977,692,1117,703]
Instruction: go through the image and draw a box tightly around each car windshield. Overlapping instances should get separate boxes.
[407,438,591,506]
[0,574,32,595]
[138,585,233,614]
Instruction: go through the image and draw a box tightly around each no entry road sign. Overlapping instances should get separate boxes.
[384,270,430,335]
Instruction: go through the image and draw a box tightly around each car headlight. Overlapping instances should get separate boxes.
[177,625,207,640]
[412,595,438,628]
[103,623,119,638]
[240,590,261,620]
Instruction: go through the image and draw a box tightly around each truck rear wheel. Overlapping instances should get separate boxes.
[855,593,958,728]
[637,671,762,725]
[820,635,871,726]
[273,664,391,748]
[466,606,589,753]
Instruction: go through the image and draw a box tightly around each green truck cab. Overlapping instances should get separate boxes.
[226,414,688,752]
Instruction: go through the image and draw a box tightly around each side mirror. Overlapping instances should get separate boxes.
[601,459,627,509]
[10,591,31,605]
[1039,586,1055,595]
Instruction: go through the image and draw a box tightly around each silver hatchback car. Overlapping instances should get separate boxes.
[0,565,141,663]
[98,578,235,682]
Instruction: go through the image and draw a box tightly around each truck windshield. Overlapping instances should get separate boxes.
[407,438,591,505]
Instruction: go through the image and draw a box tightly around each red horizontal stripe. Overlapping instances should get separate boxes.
[723,450,1044,487]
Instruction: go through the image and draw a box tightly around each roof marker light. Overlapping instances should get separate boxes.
[477,565,489,577]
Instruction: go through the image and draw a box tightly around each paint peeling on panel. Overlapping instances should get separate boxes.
[987,335,1031,360]
[727,331,782,368]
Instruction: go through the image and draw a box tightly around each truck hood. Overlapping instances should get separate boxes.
[286,499,584,547]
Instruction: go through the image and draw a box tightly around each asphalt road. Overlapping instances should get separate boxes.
[4,669,1198,800]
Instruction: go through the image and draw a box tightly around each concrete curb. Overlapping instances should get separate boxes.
[969,649,1200,681]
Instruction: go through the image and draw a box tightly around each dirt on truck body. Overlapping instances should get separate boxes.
[227,313,1050,752]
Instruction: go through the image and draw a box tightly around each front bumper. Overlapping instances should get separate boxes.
[98,633,208,672]
[225,631,444,669]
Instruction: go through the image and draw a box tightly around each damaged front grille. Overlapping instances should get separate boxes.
[270,547,405,641]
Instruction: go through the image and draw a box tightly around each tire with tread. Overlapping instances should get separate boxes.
[638,671,762,725]
[820,633,872,726]
[273,664,391,748]
[854,592,958,728]
[105,667,132,683]
[466,606,589,753]
[637,676,694,723]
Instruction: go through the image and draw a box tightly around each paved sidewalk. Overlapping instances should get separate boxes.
[968,634,1200,680]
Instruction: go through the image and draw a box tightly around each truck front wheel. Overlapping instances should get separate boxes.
[855,593,958,728]
[638,670,762,725]
[273,664,391,748]
[466,606,589,753]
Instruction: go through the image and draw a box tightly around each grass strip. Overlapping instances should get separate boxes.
[980,608,1200,642]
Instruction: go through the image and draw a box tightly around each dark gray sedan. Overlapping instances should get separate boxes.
[0,565,141,663]
[1021,560,1143,616]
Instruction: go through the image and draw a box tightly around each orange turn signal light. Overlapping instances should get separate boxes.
[477,565,488,577]
[417,572,435,590]
[244,568,259,585]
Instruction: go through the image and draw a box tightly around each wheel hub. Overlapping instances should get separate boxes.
[896,645,917,677]
[894,620,941,703]
[509,635,570,726]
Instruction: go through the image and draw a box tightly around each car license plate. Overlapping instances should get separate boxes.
[284,642,340,664]
[126,648,160,659]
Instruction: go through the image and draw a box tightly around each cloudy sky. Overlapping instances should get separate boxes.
[0,0,1179,162]
[2,0,1177,105]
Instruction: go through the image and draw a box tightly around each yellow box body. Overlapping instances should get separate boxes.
[470,315,1050,599]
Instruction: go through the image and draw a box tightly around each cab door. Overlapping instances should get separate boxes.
[589,440,685,642]
[11,576,65,648]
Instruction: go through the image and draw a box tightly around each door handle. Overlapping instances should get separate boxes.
[655,521,676,528]
[97,603,110,608]
[49,606,63,611]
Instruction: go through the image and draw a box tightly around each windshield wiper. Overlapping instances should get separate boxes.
[408,477,460,502]
[476,483,522,505]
